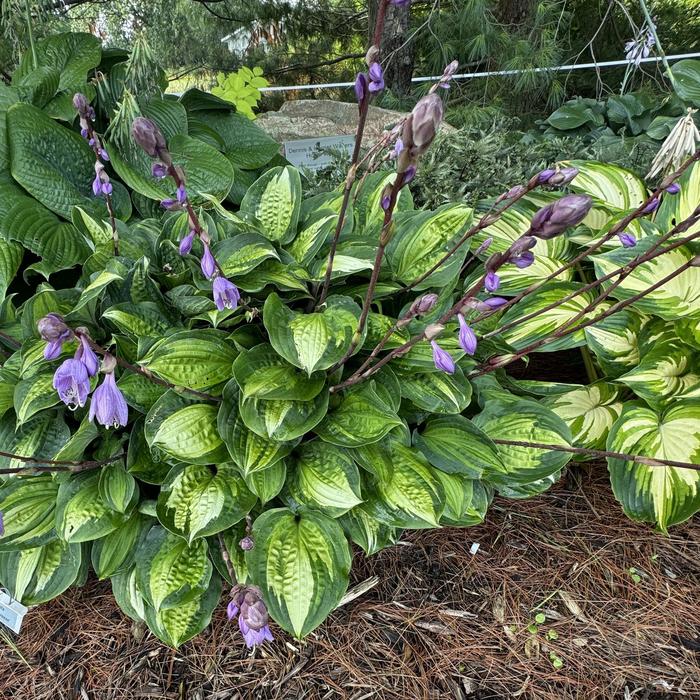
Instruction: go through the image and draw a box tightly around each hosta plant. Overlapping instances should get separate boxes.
[1,8,700,648]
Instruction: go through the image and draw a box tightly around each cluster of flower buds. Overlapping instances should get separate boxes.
[354,46,385,110]
[430,59,459,92]
[131,117,241,313]
[227,584,273,648]
[39,315,128,428]
[529,194,593,239]
[537,166,579,187]
[74,93,112,199]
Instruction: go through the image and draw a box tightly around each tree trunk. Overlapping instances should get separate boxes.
[494,0,536,27]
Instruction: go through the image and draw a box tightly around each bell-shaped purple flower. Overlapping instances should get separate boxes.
[152,162,168,179]
[99,148,110,162]
[665,183,681,195]
[513,251,535,268]
[368,63,385,93]
[485,271,500,292]
[39,313,73,359]
[457,314,477,355]
[213,276,240,311]
[179,230,196,256]
[89,370,128,428]
[53,359,90,410]
[75,335,99,376]
[618,231,637,248]
[176,183,187,204]
[431,340,455,374]
[354,72,368,105]
[201,243,217,279]
[227,585,273,648]
[92,175,102,196]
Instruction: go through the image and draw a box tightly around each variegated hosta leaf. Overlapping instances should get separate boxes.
[592,236,700,319]
[398,365,472,414]
[247,507,352,638]
[98,462,138,514]
[12,371,60,426]
[676,317,700,347]
[111,567,147,623]
[0,411,70,470]
[244,459,287,503]
[135,525,212,610]
[356,171,413,232]
[287,212,337,264]
[91,513,152,579]
[584,309,646,377]
[432,471,492,526]
[157,463,256,543]
[617,341,700,408]
[500,282,603,352]
[544,383,624,450]
[655,160,700,238]
[339,503,399,555]
[213,232,280,277]
[413,414,506,479]
[263,293,362,375]
[315,383,402,447]
[288,441,362,517]
[0,539,82,605]
[0,475,59,551]
[473,399,572,494]
[607,401,700,531]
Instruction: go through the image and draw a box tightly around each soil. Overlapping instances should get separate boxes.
[0,467,698,700]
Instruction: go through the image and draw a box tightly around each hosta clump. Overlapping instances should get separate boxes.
[1,27,700,649]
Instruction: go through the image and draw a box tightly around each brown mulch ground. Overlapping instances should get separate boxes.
[0,466,698,700]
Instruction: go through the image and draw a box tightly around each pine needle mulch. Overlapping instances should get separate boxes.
[1,466,698,700]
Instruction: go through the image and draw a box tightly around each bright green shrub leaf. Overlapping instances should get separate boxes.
[136,524,212,610]
[433,471,492,526]
[13,371,60,426]
[0,411,70,469]
[240,166,301,243]
[157,463,256,543]
[91,512,151,579]
[289,441,362,517]
[584,309,645,377]
[338,503,399,555]
[607,401,700,531]
[0,475,59,551]
[244,459,288,503]
[247,508,351,638]
[398,365,472,414]
[98,463,138,514]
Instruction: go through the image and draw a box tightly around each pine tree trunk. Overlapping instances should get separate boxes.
[494,0,535,27]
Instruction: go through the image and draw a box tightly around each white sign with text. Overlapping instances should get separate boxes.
[284,135,355,171]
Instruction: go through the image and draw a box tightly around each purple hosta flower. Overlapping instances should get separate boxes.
[179,230,196,256]
[431,340,455,374]
[227,585,273,648]
[80,127,89,139]
[457,314,477,355]
[537,168,556,184]
[642,197,660,214]
[239,536,254,551]
[392,137,404,159]
[543,167,579,187]
[401,93,443,161]
[625,27,655,68]
[665,183,681,195]
[402,164,416,186]
[368,63,385,93]
[530,194,593,239]
[380,183,392,211]
[152,162,168,179]
[38,313,73,360]
[176,183,187,205]
[513,251,535,268]
[88,137,95,147]
[201,243,217,279]
[161,198,178,209]
[53,359,90,410]
[354,72,368,106]
[618,231,637,248]
[92,162,112,196]
[89,364,128,429]
[409,293,439,316]
[474,297,508,314]
[475,237,493,256]
[131,117,170,163]
[99,148,110,162]
[213,276,240,311]
[485,271,500,292]
[74,335,99,376]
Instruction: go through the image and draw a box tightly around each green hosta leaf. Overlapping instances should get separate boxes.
[244,459,288,503]
[264,294,362,374]
[473,399,572,493]
[386,204,473,289]
[592,237,700,319]
[103,302,173,338]
[0,476,59,551]
[0,539,82,605]
[0,240,22,302]
[71,267,125,313]
[398,365,472,414]
[143,330,237,391]
[655,161,700,238]
[136,525,212,610]
[247,508,351,638]
[218,380,298,475]
[55,471,128,543]
[145,391,228,465]
[213,233,280,277]
[0,411,70,469]
[111,567,147,622]
[607,401,700,531]
[98,463,138,514]
[91,512,151,579]
[157,463,256,543]
[433,471,492,526]
[617,341,700,408]
[339,503,399,555]
[672,59,700,107]
[413,415,506,479]
[544,383,624,450]
[232,344,325,401]
[13,371,60,426]
[584,309,646,377]
[240,166,301,243]
[234,258,310,293]
[500,282,601,352]
[127,418,171,484]
[118,372,167,414]
[315,383,402,447]
[288,213,336,264]
[289,441,362,517]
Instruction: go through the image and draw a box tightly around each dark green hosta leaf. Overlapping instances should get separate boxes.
[234,258,311,293]
[127,418,171,484]
[156,463,256,543]
[413,415,506,479]
[433,472,492,526]
[53,417,99,462]
[247,508,351,638]
[232,344,326,401]
[0,240,22,302]
[473,399,572,492]
[13,370,60,426]
[0,85,19,171]
[91,512,152,579]
[0,539,82,605]
[607,401,700,531]
[103,302,174,339]
[143,329,237,391]
[0,411,70,469]
[672,59,700,107]
[118,372,167,414]
[213,233,280,277]
[244,460,287,503]
[315,383,402,447]
[264,294,362,375]
[288,441,362,517]
[240,166,301,243]
[218,380,298,475]
[398,365,472,414]
[98,463,138,514]
[145,391,228,465]
[55,471,129,543]
[135,524,213,611]
[13,66,60,108]
[339,503,399,555]
[0,475,59,551]
[111,567,147,623]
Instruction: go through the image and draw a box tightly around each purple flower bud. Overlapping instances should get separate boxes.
[39,313,73,359]
[227,585,273,648]
[227,599,239,620]
[537,168,556,184]
[409,293,439,316]
[73,93,92,119]
[368,62,385,93]
[485,271,500,292]
[457,314,477,355]
[212,276,240,311]
[641,198,659,214]
[618,232,637,248]
[479,297,508,312]
[545,167,579,186]
[239,536,255,551]
[402,165,416,185]
[92,175,102,196]
[665,183,681,195]
[131,117,169,160]
[402,94,443,158]
[101,181,113,195]
[160,198,179,210]
[75,335,99,376]
[88,138,95,147]
[513,251,535,268]
[53,359,91,410]
[354,72,368,105]
[201,243,216,279]
[80,127,89,139]
[392,137,404,158]
[176,184,187,205]
[179,230,196,256]
[530,194,593,239]
[99,148,109,162]
[431,340,455,374]
[476,237,493,255]
[89,370,128,428]
[152,162,168,179]
[505,185,526,199]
